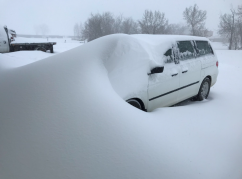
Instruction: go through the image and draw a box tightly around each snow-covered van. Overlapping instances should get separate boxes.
[0,25,56,53]
[95,34,218,111]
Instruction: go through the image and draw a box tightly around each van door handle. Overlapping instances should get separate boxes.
[171,73,178,77]
[3,41,7,44]
[182,70,188,73]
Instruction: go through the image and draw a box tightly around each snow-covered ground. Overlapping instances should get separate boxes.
[211,41,229,50]
[0,37,241,179]
[0,37,82,69]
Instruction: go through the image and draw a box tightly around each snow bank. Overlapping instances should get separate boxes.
[0,36,242,179]
[0,51,54,69]
[0,37,81,69]
[210,41,229,50]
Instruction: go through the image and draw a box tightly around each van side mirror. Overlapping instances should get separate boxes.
[148,66,164,75]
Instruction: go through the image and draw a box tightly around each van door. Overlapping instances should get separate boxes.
[177,41,201,102]
[147,48,180,111]
[0,26,9,53]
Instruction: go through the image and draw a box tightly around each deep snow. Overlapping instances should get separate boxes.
[0,35,242,179]
[0,37,81,69]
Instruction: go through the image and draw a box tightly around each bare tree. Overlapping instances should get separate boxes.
[229,9,236,50]
[39,24,50,36]
[34,25,40,35]
[78,22,84,40]
[237,5,242,18]
[82,13,103,41]
[183,4,207,36]
[138,10,168,34]
[73,23,84,40]
[112,16,139,34]
[34,24,49,36]
[121,18,139,34]
[82,12,139,41]
[82,12,115,42]
[166,23,188,35]
[237,5,242,48]
[233,20,242,49]
[73,23,79,38]
[218,5,242,50]
[100,12,115,36]
[113,15,123,33]
[218,9,239,50]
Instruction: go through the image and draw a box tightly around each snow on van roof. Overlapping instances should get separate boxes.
[90,34,169,71]
[94,33,208,47]
[130,34,208,45]
[93,34,208,71]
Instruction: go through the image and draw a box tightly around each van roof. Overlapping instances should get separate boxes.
[130,34,208,45]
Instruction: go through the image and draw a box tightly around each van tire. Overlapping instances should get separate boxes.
[127,99,142,110]
[197,77,211,101]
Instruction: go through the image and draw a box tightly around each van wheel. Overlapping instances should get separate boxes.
[127,99,142,110]
[197,77,211,101]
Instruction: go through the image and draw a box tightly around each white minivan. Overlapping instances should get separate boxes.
[101,34,219,112]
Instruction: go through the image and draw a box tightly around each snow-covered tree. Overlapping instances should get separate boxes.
[78,22,84,40]
[138,10,168,34]
[74,22,84,40]
[100,12,115,36]
[183,4,207,36]
[39,24,50,36]
[237,5,242,18]
[82,12,139,41]
[218,7,242,50]
[113,15,123,33]
[82,12,115,42]
[166,24,188,35]
[34,25,40,35]
[73,23,79,38]
[34,24,50,36]
[121,18,139,34]
[236,5,242,48]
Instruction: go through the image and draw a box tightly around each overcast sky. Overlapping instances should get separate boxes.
[0,0,241,36]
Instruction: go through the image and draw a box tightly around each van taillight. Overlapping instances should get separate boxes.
[216,61,219,67]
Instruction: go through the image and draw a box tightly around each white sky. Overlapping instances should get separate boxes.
[0,0,241,36]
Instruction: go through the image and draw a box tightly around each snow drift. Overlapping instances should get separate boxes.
[0,34,242,179]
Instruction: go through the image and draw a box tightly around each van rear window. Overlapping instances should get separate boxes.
[195,41,214,55]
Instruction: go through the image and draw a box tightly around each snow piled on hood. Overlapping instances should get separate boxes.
[86,34,175,70]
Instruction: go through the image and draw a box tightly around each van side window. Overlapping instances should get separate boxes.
[195,41,214,56]
[177,41,195,60]
[0,29,3,37]
[208,42,214,54]
[164,49,174,63]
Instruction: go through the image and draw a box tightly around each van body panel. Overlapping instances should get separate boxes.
[147,62,180,111]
